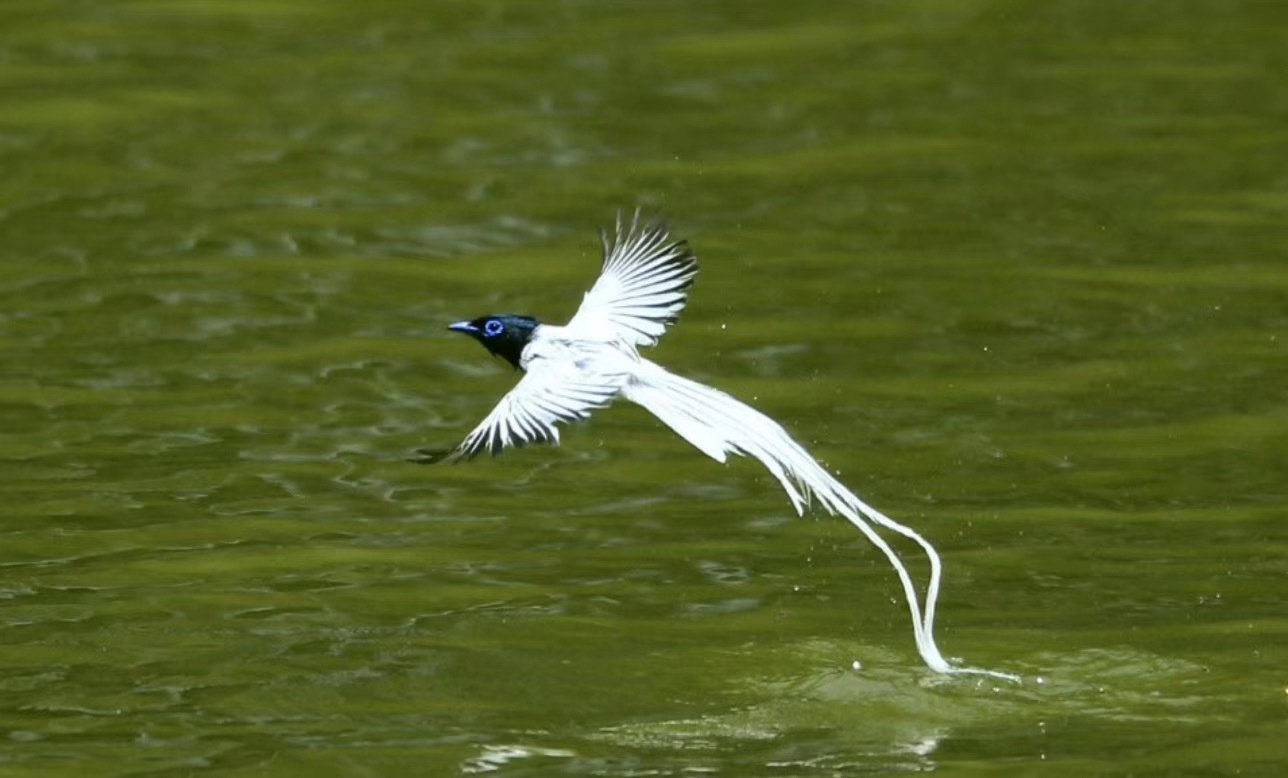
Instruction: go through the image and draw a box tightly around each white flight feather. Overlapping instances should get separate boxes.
[451,346,622,460]
[564,210,697,347]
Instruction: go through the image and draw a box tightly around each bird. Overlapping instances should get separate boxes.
[430,210,1017,681]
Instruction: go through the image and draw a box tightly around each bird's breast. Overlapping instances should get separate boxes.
[520,332,640,379]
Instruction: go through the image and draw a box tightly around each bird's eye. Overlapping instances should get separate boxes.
[483,319,504,337]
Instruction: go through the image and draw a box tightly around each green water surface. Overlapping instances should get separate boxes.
[2,1,1286,775]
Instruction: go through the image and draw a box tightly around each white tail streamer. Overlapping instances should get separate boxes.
[624,361,1019,682]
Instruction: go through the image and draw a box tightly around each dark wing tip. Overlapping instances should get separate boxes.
[408,447,456,465]
[409,440,496,464]
[671,237,699,275]
[411,432,551,465]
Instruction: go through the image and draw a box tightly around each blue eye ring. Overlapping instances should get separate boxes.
[483,319,504,337]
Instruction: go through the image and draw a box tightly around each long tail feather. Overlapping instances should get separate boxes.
[624,360,1018,681]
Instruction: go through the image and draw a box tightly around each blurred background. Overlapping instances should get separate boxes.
[1,1,1285,774]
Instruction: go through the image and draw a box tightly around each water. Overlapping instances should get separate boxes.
[2,0,1286,774]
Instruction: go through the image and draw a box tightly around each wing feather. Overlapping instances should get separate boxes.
[565,210,698,347]
[443,360,619,461]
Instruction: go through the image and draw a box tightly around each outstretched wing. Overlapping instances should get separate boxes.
[564,210,698,348]
[439,360,620,461]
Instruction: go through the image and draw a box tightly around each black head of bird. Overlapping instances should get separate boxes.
[448,314,539,370]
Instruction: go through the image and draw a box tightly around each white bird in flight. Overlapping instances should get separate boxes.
[430,210,1017,681]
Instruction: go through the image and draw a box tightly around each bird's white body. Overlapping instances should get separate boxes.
[520,325,781,482]
[520,323,639,376]
[444,212,1016,681]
